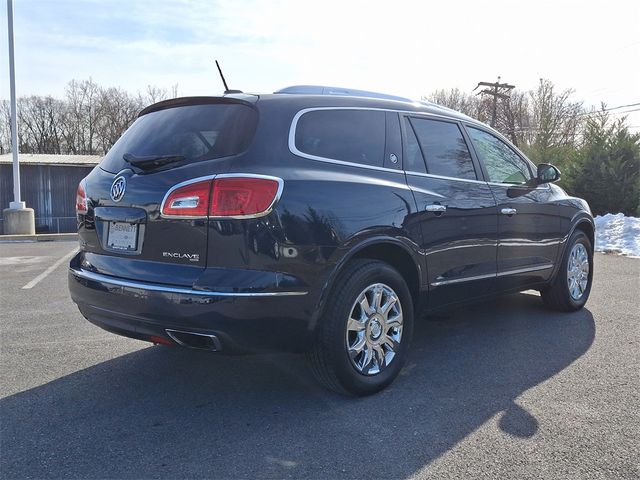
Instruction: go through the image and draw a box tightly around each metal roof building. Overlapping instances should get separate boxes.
[0,154,101,234]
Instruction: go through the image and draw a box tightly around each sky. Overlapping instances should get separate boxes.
[1,0,639,129]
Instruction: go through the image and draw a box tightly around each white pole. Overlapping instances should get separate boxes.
[7,0,24,209]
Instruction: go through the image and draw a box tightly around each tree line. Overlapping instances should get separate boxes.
[0,78,177,156]
[428,79,639,216]
[1,78,638,215]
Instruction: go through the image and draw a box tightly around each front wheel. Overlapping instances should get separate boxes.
[307,259,414,396]
[541,230,593,311]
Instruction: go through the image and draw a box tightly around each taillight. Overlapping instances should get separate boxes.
[210,176,280,217]
[76,181,88,214]
[161,179,212,217]
[160,175,281,219]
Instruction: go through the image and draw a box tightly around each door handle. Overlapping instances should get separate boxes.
[501,207,517,216]
[425,204,447,213]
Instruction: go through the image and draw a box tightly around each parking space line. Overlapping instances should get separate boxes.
[21,249,78,290]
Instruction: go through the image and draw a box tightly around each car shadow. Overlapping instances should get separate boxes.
[1,293,595,479]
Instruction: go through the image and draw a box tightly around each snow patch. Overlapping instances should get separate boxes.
[594,213,640,257]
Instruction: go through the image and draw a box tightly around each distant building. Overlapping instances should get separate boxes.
[0,154,100,234]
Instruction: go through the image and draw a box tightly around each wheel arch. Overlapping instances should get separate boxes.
[550,214,595,281]
[566,212,595,253]
[573,219,595,249]
[310,237,424,329]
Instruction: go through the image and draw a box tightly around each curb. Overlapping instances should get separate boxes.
[0,233,78,243]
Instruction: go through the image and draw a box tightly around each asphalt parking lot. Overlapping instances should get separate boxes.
[1,240,638,479]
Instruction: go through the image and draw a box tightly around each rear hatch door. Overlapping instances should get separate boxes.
[77,97,258,286]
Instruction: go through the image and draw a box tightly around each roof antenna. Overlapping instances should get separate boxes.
[215,60,242,94]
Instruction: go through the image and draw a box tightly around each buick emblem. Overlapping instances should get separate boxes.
[110,176,126,202]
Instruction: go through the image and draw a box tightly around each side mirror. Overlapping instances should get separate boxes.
[536,163,561,184]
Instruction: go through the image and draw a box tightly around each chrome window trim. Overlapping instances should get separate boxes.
[486,181,551,191]
[70,268,308,297]
[403,174,551,191]
[288,106,549,190]
[405,170,487,185]
[406,170,550,190]
[289,106,464,175]
[430,263,554,287]
[159,173,284,220]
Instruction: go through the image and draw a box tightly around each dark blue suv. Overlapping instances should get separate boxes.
[69,86,594,395]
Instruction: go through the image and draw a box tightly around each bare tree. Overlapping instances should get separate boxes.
[96,87,140,153]
[528,79,583,152]
[426,79,584,154]
[0,78,180,156]
[425,88,482,119]
[0,100,10,154]
[16,95,65,154]
[138,83,178,107]
[498,90,531,147]
[61,79,104,154]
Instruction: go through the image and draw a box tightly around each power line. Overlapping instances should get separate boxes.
[600,102,640,111]
[610,107,640,114]
[581,107,640,117]
[580,102,640,116]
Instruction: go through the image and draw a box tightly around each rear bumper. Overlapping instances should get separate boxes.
[68,264,315,353]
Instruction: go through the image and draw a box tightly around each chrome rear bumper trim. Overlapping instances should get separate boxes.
[70,268,308,297]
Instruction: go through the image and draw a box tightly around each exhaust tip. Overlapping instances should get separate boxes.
[165,329,222,351]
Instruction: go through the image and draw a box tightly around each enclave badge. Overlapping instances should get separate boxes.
[110,176,126,202]
[163,252,200,262]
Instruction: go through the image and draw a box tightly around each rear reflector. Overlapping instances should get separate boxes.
[161,175,281,219]
[210,177,280,217]
[76,181,88,214]
[149,335,172,345]
[161,179,212,217]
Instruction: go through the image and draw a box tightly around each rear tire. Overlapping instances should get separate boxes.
[541,230,593,312]
[307,259,414,396]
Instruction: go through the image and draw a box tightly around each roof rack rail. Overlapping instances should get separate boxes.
[274,85,433,105]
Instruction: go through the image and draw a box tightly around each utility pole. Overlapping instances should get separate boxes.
[473,76,515,127]
[4,0,35,235]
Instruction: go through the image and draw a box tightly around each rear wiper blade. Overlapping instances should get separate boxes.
[123,153,186,170]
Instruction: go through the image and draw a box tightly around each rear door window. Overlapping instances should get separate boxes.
[408,117,477,180]
[294,109,385,167]
[99,102,258,173]
[403,117,427,173]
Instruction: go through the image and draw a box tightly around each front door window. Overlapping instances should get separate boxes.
[467,127,532,184]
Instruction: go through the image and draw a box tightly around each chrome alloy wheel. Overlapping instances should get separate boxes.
[567,243,589,300]
[345,283,403,375]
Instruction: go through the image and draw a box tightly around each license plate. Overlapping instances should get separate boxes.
[107,222,138,251]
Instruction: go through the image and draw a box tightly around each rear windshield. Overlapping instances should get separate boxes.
[99,103,258,173]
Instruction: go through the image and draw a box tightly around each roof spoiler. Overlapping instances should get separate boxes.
[138,96,257,117]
